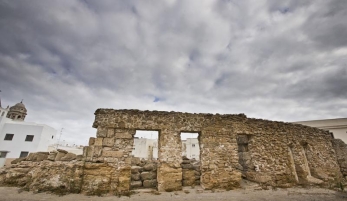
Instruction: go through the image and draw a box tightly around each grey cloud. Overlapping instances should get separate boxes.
[0,0,346,144]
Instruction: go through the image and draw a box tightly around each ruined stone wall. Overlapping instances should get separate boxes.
[332,139,347,177]
[88,109,342,192]
[0,109,345,195]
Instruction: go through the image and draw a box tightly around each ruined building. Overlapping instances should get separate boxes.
[1,109,347,195]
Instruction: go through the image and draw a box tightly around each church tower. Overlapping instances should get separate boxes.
[7,100,27,121]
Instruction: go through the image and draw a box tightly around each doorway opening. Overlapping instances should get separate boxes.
[130,130,159,190]
[180,132,201,187]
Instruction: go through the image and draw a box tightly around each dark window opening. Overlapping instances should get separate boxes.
[25,135,34,142]
[4,134,14,141]
[52,136,54,139]
[20,151,29,158]
[0,152,7,158]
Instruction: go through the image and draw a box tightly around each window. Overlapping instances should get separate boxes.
[0,152,7,158]
[1,111,4,116]
[52,136,54,139]
[25,135,34,142]
[192,144,195,147]
[4,134,14,141]
[20,151,29,158]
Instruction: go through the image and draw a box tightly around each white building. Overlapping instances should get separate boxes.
[0,100,57,167]
[294,118,347,143]
[182,138,200,160]
[131,138,158,160]
[131,137,200,160]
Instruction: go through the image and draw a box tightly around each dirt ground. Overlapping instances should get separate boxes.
[1,185,346,201]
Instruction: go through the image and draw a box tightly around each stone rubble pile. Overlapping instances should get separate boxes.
[181,156,201,186]
[130,157,158,189]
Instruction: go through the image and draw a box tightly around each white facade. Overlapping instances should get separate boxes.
[131,138,200,160]
[294,118,347,143]
[182,138,200,160]
[131,138,158,159]
[0,102,57,167]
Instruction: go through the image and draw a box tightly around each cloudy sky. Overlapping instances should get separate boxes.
[0,0,346,145]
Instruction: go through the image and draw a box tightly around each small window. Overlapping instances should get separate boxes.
[192,144,195,147]
[52,136,54,139]
[25,135,34,142]
[1,112,4,116]
[4,134,14,141]
[20,151,29,158]
[0,152,7,158]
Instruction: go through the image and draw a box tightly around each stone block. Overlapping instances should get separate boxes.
[107,128,115,138]
[94,138,103,146]
[182,169,195,180]
[103,137,115,147]
[97,127,107,138]
[102,150,123,158]
[47,152,58,161]
[141,172,156,180]
[131,173,141,181]
[57,149,68,154]
[183,179,195,186]
[76,155,83,161]
[131,181,142,189]
[115,130,133,139]
[89,137,95,146]
[181,164,194,170]
[11,157,26,164]
[55,152,66,161]
[143,163,157,171]
[143,179,157,188]
[61,153,77,161]
[131,166,143,174]
[131,157,141,166]
[93,146,103,157]
[157,164,182,192]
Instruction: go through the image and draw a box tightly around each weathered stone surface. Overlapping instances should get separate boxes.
[158,163,182,192]
[54,152,66,161]
[11,157,26,164]
[131,173,141,181]
[47,152,58,161]
[182,169,195,186]
[61,153,77,161]
[57,149,68,154]
[130,181,142,189]
[102,150,123,158]
[131,157,141,166]
[26,152,48,162]
[76,155,83,161]
[143,163,156,171]
[143,179,157,188]
[102,137,115,147]
[332,139,347,176]
[141,172,156,180]
[88,137,95,146]
[131,166,142,174]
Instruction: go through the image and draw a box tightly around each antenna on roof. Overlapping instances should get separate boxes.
[21,99,23,103]
[56,128,64,149]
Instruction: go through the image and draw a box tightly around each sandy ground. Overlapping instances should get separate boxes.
[1,186,346,201]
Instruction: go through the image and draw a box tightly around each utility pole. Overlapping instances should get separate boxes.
[56,128,64,149]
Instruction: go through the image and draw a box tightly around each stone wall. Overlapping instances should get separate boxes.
[332,139,347,177]
[181,156,201,186]
[0,150,84,194]
[0,109,345,195]
[130,158,158,189]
